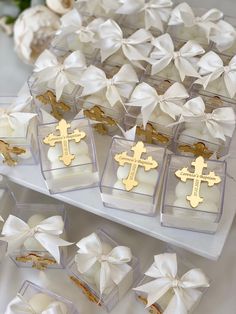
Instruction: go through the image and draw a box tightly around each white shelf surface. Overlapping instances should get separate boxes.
[1,133,236,261]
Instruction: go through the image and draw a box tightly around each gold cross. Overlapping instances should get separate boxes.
[136,123,169,145]
[0,140,26,166]
[175,156,221,208]
[84,105,117,135]
[114,141,158,191]
[137,296,162,314]
[16,253,56,270]
[178,142,213,159]
[37,90,71,120]
[43,119,86,166]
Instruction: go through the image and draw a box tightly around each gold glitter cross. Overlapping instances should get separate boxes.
[0,140,25,166]
[43,119,86,166]
[175,156,221,208]
[114,141,158,191]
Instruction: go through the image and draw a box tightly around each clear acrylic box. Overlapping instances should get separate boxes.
[9,203,68,269]
[67,229,139,313]
[12,280,79,313]
[100,137,167,216]
[125,78,181,147]
[38,118,99,194]
[161,154,226,233]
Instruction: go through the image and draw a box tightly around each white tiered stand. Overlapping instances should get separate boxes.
[1,1,236,313]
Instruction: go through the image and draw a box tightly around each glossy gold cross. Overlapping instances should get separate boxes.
[175,156,221,208]
[16,253,56,270]
[136,123,169,145]
[178,142,213,159]
[0,140,25,166]
[114,141,158,191]
[43,119,86,166]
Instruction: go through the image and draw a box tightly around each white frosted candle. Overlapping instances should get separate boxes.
[28,293,54,313]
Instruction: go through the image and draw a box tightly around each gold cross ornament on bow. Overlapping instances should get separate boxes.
[114,141,158,191]
[43,119,86,166]
[175,156,221,208]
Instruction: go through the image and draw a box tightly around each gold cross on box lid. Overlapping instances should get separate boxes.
[175,156,221,208]
[43,119,86,166]
[0,140,26,166]
[114,141,158,191]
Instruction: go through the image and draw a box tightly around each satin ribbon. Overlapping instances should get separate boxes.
[134,253,209,313]
[126,81,189,127]
[98,19,152,68]
[210,20,236,52]
[169,2,223,40]
[5,293,68,314]
[80,64,139,107]
[180,96,236,141]
[33,49,87,101]
[0,215,72,264]
[75,232,132,295]
[117,0,173,32]
[149,33,205,80]
[195,51,236,98]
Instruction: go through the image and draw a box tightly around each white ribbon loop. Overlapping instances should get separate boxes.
[0,215,72,264]
[75,232,132,295]
[98,19,152,67]
[134,253,209,313]
[117,0,173,32]
[126,81,189,127]
[5,294,68,314]
[149,33,205,80]
[169,2,223,40]
[195,51,236,98]
[33,49,87,101]
[80,64,138,107]
[210,20,236,52]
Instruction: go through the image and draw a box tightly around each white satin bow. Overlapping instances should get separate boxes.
[4,294,68,314]
[180,96,236,141]
[117,0,173,32]
[75,232,132,295]
[0,215,72,264]
[169,2,223,40]
[195,51,236,98]
[126,82,189,127]
[33,49,87,101]
[134,253,209,313]
[98,19,152,68]
[210,20,236,52]
[80,64,138,107]
[149,33,205,80]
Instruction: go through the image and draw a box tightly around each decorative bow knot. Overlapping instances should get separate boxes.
[0,215,72,264]
[168,2,223,40]
[180,96,236,141]
[33,49,87,101]
[80,64,139,107]
[126,81,189,127]
[98,19,152,68]
[210,20,236,52]
[4,294,68,314]
[195,51,236,98]
[75,233,132,295]
[149,33,205,80]
[117,0,173,32]
[134,253,209,313]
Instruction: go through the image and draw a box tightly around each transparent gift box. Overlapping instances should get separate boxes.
[38,117,99,194]
[74,1,121,20]
[66,229,139,313]
[124,78,181,147]
[0,97,38,166]
[160,154,226,233]
[8,203,68,269]
[100,137,167,216]
[8,280,79,314]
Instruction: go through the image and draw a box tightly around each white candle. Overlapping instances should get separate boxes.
[28,293,54,312]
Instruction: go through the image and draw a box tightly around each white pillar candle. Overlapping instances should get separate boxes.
[24,214,46,251]
[28,293,54,313]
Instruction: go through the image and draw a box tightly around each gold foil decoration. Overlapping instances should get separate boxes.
[84,105,117,135]
[70,276,102,306]
[43,119,86,166]
[0,140,26,166]
[175,156,221,208]
[136,123,169,145]
[114,141,158,191]
[16,253,56,270]
[178,142,213,159]
[37,90,71,120]
[210,96,223,107]
[137,296,162,314]
[156,80,172,94]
